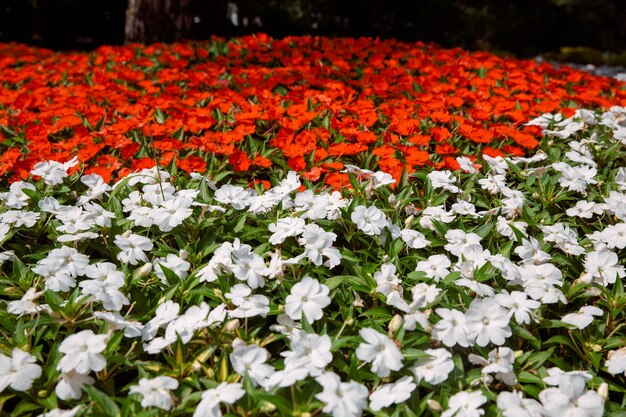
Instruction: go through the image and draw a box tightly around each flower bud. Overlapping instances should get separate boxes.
[224,319,240,333]
[405,215,415,227]
[179,250,189,260]
[3,287,20,296]
[214,288,222,297]
[388,314,403,336]
[388,194,397,206]
[591,344,602,353]
[426,399,442,412]
[598,382,609,401]
[260,401,277,413]
[345,318,354,326]
[122,230,132,238]
[135,262,153,277]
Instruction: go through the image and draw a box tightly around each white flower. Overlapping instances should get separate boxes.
[566,200,604,218]
[561,305,603,329]
[229,344,274,386]
[154,254,191,284]
[442,391,487,417]
[428,170,460,193]
[37,406,82,417]
[0,348,42,392]
[478,174,506,194]
[419,205,455,230]
[432,308,470,347]
[285,277,331,323]
[114,233,154,265]
[465,298,512,346]
[94,311,144,338]
[151,196,194,232]
[494,291,539,325]
[194,382,245,417]
[142,300,180,341]
[268,217,306,244]
[539,374,604,417]
[456,156,478,173]
[412,348,454,385]
[129,376,179,410]
[0,182,36,209]
[30,157,78,185]
[400,228,430,249]
[444,230,482,258]
[7,288,51,315]
[230,242,270,288]
[57,330,108,374]
[282,331,332,377]
[581,249,625,286]
[468,347,517,386]
[374,263,402,296]
[225,284,270,319]
[497,391,545,417]
[315,372,368,417]
[515,237,551,265]
[55,371,94,400]
[214,185,252,210]
[369,376,416,411]
[605,347,626,376]
[355,327,403,377]
[351,205,388,236]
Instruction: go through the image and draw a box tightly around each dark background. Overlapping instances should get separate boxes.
[1,0,625,59]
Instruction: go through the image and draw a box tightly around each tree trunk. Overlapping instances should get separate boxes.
[125,0,193,44]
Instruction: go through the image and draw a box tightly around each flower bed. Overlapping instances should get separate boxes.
[1,36,626,417]
[0,36,625,186]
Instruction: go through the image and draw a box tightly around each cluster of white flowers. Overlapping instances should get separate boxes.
[2,106,626,416]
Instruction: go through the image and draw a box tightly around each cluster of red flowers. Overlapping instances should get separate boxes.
[1,35,625,186]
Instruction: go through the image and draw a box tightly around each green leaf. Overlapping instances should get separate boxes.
[86,386,121,417]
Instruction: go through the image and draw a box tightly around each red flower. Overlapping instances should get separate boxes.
[229,150,252,172]
[177,155,207,173]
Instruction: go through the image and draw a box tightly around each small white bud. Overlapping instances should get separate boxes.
[388,314,403,336]
[426,399,442,411]
[135,262,153,277]
[598,382,609,401]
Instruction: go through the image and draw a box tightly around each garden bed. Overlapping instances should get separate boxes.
[0,36,625,417]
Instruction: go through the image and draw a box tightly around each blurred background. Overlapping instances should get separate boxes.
[1,0,625,62]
